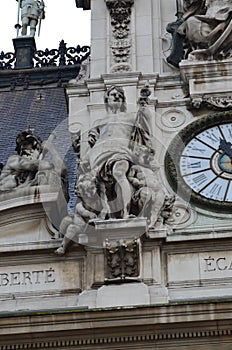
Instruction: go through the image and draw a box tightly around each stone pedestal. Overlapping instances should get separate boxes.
[84,218,147,248]
[179,59,232,108]
[96,282,150,307]
[13,36,36,69]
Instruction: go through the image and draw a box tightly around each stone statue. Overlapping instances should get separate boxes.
[86,85,153,219]
[128,145,167,229]
[155,195,176,231]
[17,0,45,37]
[178,0,232,60]
[0,130,68,198]
[55,85,175,254]
[55,171,103,255]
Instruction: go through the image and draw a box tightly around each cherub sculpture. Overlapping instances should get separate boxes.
[55,171,104,255]
[128,145,169,229]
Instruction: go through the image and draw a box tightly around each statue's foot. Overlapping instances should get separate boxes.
[148,220,163,230]
[54,246,65,255]
[124,214,137,219]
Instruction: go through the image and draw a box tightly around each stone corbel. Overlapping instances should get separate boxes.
[191,96,203,109]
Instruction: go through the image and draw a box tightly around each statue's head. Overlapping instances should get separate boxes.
[104,86,127,113]
[15,130,42,159]
[75,172,97,199]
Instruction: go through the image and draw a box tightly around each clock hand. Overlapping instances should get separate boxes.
[219,138,232,161]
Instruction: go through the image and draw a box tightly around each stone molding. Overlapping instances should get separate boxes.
[1,329,232,349]
[1,302,232,349]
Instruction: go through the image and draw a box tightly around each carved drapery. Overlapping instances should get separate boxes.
[105,0,134,72]
[167,0,232,66]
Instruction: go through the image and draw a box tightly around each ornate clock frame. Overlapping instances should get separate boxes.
[165,110,232,213]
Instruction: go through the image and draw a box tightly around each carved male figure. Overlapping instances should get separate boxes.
[87,86,153,219]
[17,0,45,36]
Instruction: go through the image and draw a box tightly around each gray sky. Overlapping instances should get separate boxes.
[0,0,91,52]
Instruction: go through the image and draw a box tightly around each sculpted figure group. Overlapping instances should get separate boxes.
[181,0,232,60]
[0,130,68,198]
[0,89,174,256]
[167,0,232,64]
[55,86,175,255]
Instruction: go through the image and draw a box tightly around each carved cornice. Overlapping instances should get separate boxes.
[204,95,232,109]
[1,329,232,349]
[179,59,232,109]
[1,302,232,348]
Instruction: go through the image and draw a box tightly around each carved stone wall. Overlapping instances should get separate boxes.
[1,0,232,349]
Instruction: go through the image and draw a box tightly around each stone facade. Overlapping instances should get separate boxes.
[0,0,232,348]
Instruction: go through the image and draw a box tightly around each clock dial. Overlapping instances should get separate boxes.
[165,112,232,212]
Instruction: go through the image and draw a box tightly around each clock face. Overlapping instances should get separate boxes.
[165,112,232,212]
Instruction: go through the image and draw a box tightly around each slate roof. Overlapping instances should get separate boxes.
[0,87,77,212]
[0,36,91,213]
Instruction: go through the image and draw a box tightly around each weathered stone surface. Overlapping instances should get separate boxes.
[96,282,150,307]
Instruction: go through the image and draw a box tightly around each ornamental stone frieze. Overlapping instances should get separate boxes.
[105,0,134,72]
[201,95,232,109]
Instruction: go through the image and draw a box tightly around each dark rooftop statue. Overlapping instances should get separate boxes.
[16,0,45,37]
[75,0,91,10]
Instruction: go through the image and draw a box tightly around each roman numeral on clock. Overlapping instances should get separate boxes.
[192,173,208,185]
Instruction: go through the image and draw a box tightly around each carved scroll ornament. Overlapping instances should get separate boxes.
[106,0,134,72]
[104,238,140,280]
